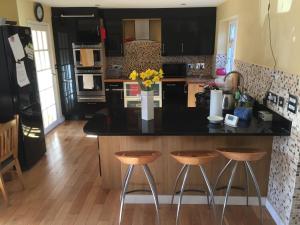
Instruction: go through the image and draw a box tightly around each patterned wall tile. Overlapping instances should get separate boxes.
[234,59,300,225]
[106,41,213,77]
[216,54,227,69]
[161,55,212,76]
[123,41,162,76]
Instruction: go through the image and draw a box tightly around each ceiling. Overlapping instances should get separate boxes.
[37,0,226,8]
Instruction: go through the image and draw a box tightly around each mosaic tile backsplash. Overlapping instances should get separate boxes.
[216,54,227,69]
[234,59,300,225]
[106,40,213,77]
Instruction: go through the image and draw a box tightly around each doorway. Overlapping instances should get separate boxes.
[29,22,63,134]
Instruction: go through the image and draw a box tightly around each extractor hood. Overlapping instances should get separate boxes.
[134,19,150,40]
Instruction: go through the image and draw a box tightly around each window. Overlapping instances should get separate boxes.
[226,20,238,73]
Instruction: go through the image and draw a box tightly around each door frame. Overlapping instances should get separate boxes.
[27,21,64,134]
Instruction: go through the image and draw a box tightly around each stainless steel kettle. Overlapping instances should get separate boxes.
[222,91,235,110]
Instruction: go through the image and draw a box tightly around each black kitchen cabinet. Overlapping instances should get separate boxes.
[101,8,215,57]
[105,82,124,108]
[163,82,187,107]
[52,7,102,119]
[103,19,123,56]
[102,9,123,57]
[52,16,78,119]
[161,8,216,56]
[161,18,183,56]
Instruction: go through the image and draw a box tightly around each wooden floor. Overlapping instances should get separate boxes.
[0,121,276,225]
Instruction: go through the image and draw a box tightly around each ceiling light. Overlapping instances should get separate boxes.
[181,3,187,6]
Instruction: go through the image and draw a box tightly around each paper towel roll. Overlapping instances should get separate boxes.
[210,90,223,117]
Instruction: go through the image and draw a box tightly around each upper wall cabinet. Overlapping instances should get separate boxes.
[52,8,101,45]
[104,19,123,56]
[102,8,216,57]
[161,8,216,56]
[52,7,101,118]
[102,10,123,56]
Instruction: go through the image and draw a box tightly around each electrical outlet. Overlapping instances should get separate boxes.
[196,63,205,70]
[273,94,278,104]
[187,64,194,69]
[287,94,298,114]
[278,96,284,107]
[267,92,278,104]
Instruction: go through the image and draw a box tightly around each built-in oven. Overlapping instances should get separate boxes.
[75,72,105,102]
[72,43,105,71]
[73,43,106,103]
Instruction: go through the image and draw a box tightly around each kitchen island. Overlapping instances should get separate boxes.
[84,105,291,201]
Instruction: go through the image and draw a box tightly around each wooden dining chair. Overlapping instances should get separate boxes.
[0,115,25,206]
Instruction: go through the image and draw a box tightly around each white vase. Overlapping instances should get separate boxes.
[141,90,154,121]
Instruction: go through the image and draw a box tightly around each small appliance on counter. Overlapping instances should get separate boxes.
[258,111,273,121]
[222,91,235,112]
[162,63,187,78]
[106,65,123,78]
[224,114,239,127]
[195,84,217,109]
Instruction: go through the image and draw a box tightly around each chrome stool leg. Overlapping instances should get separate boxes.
[143,165,160,225]
[120,166,131,201]
[199,166,216,208]
[171,165,188,205]
[245,161,263,224]
[119,165,134,225]
[211,159,233,204]
[176,165,191,225]
[244,162,250,206]
[221,161,238,225]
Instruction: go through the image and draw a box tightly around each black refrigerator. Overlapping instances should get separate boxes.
[0,25,46,170]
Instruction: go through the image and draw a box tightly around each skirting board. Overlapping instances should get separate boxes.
[124,195,285,225]
[124,195,266,205]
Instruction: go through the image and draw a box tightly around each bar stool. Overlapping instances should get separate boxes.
[170,150,218,225]
[213,147,266,225]
[115,150,161,225]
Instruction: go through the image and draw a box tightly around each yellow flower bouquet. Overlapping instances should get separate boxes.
[129,69,164,91]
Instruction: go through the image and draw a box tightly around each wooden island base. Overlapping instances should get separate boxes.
[98,136,273,196]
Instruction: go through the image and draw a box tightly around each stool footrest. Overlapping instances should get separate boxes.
[174,189,207,195]
[125,189,151,195]
[215,185,246,192]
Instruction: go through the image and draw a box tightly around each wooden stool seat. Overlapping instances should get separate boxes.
[115,151,161,165]
[216,147,266,161]
[171,151,218,166]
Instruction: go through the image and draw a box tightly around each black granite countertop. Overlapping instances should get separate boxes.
[83,105,291,136]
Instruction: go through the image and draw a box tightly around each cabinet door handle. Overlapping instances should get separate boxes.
[109,84,120,88]
[166,83,176,87]
[181,43,184,53]
[184,84,188,93]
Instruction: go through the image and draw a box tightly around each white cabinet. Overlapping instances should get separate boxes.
[123,82,162,108]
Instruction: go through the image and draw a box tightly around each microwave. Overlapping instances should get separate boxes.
[162,63,187,78]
